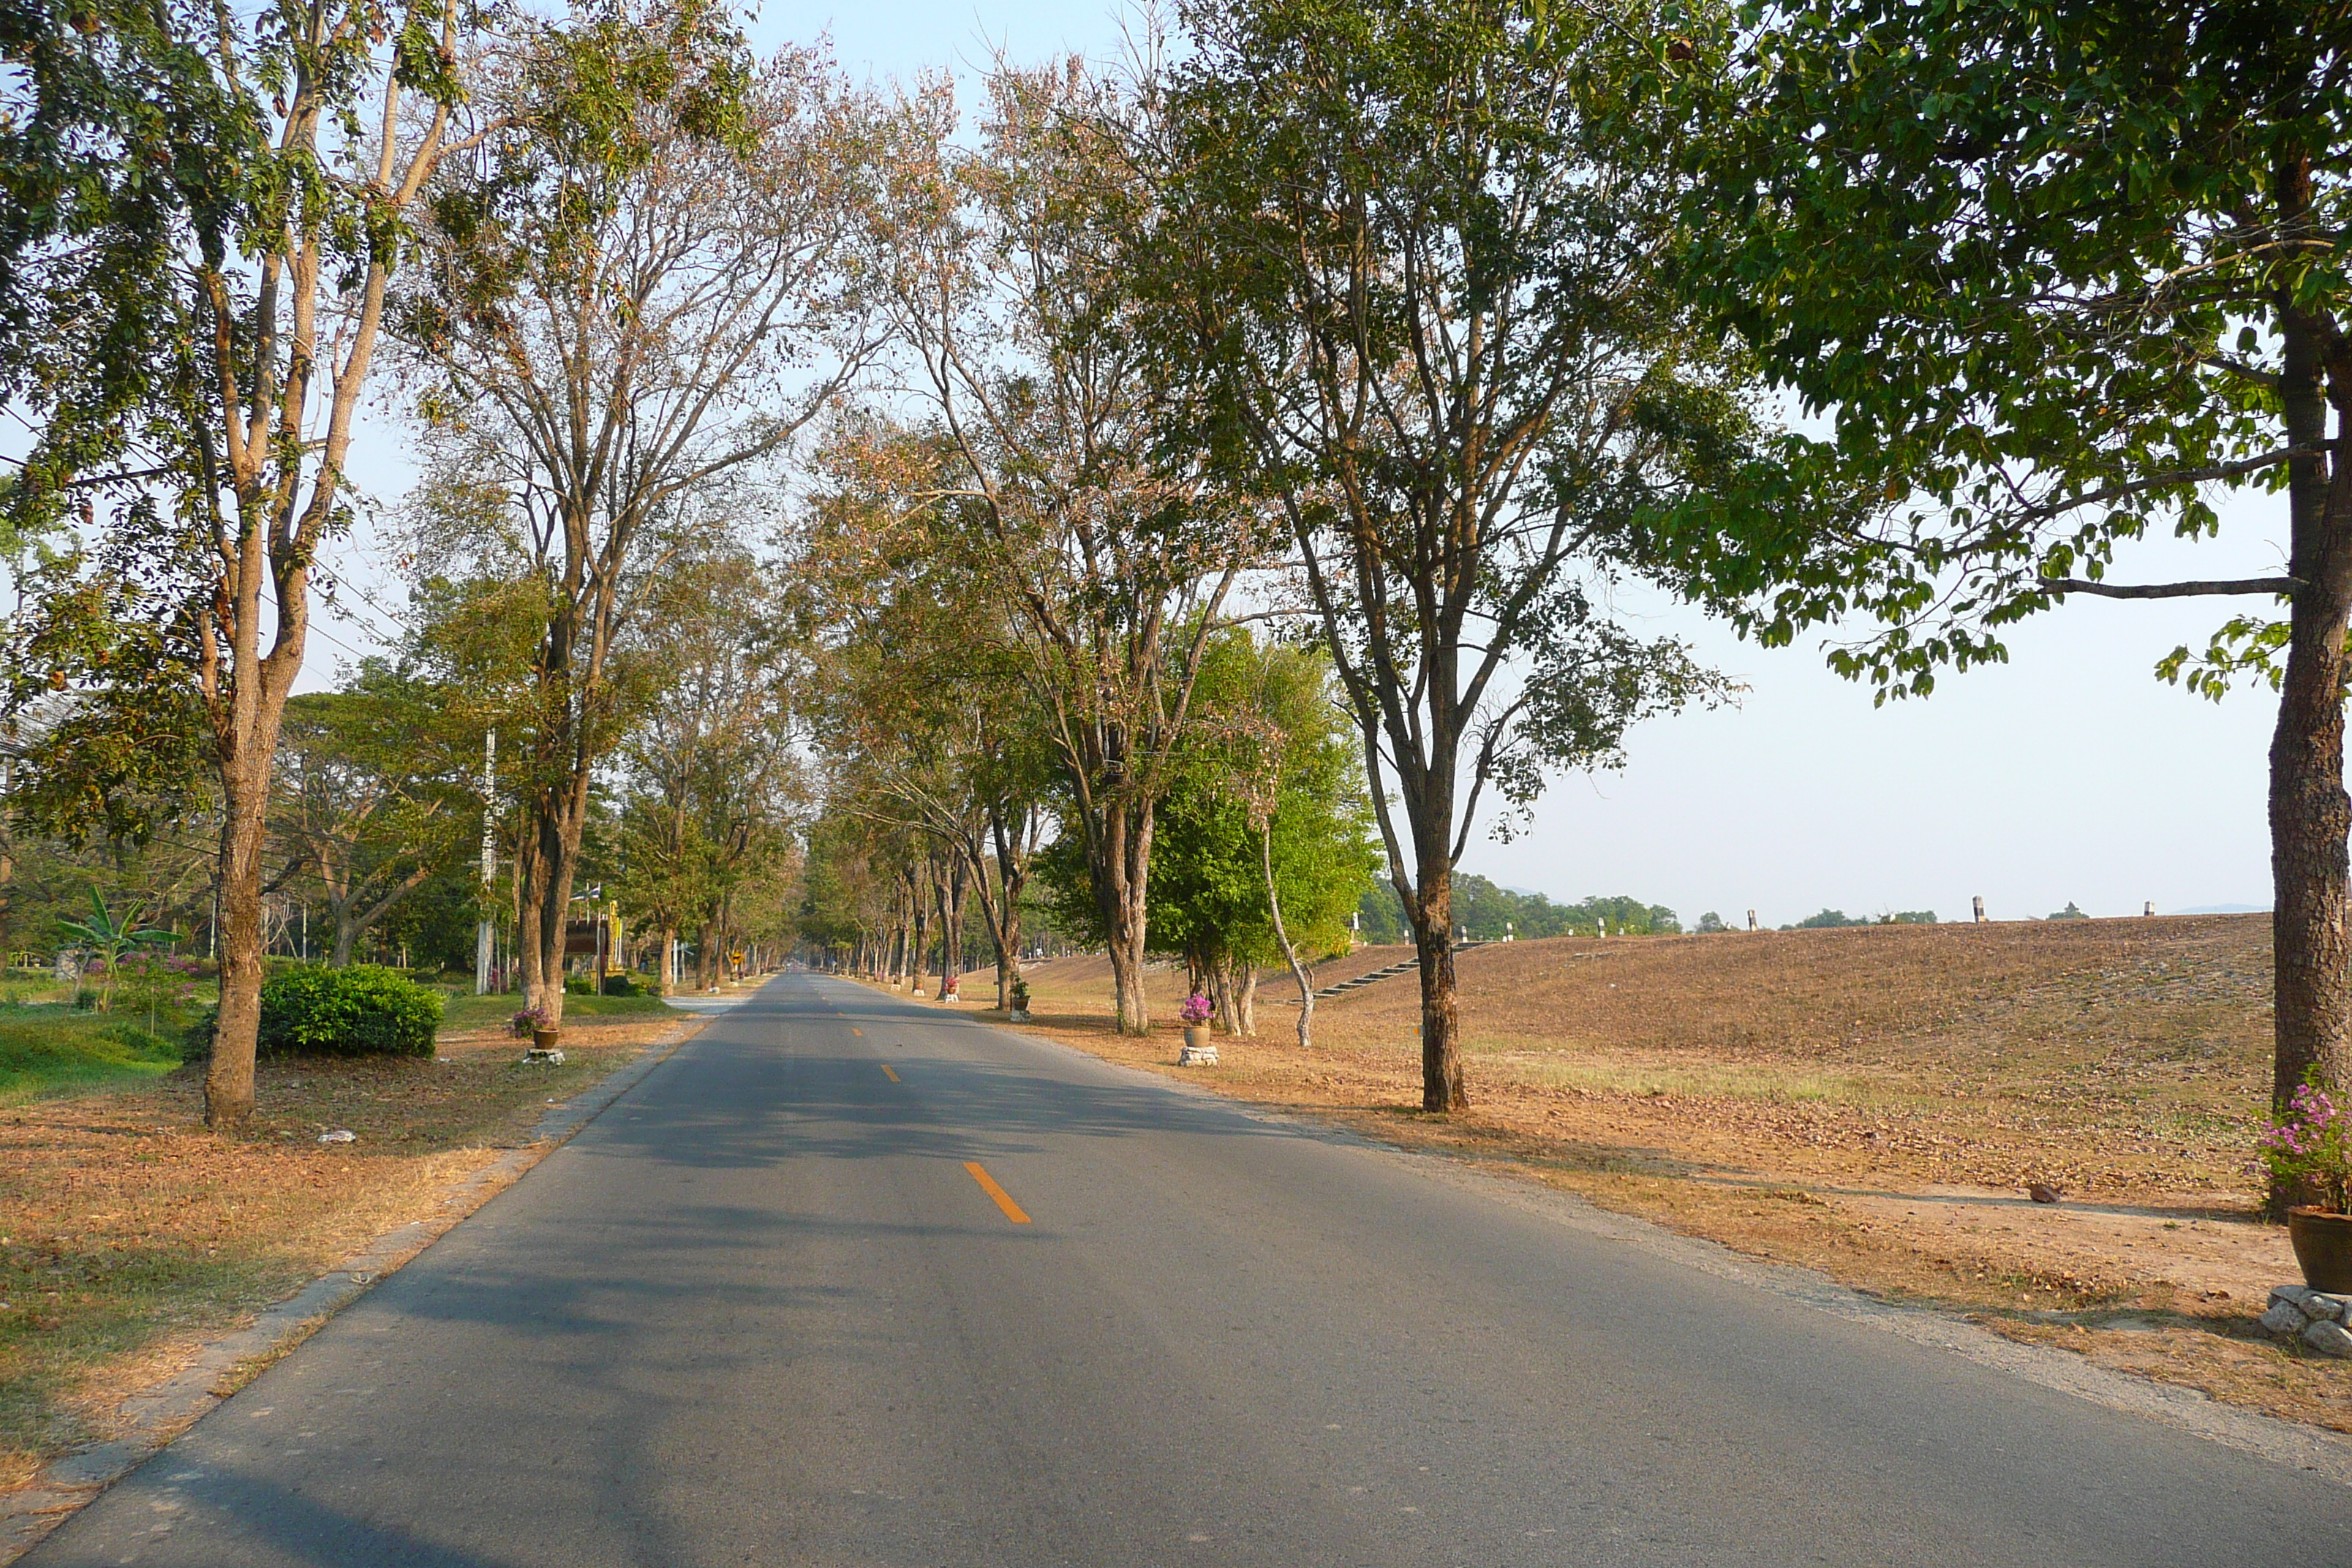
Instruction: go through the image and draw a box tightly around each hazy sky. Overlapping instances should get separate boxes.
[319,0,2288,930]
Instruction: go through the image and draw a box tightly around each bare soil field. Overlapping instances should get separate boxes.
[0,1009,698,1490]
[900,915,2351,1433]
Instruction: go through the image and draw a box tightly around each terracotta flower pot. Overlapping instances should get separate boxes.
[532,1028,560,1054]
[1183,1025,1204,1050]
[2288,1207,2352,1293]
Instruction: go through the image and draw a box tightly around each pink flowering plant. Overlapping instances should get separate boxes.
[1180,992,1215,1027]
[2259,1073,2351,1213]
[510,1003,557,1038]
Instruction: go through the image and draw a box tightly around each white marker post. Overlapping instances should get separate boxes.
[475,729,497,995]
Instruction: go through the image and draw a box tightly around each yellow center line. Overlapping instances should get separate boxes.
[963,1161,1031,1224]
[880,1063,900,1082]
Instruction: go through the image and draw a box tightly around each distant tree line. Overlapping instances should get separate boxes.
[1356,876,1678,943]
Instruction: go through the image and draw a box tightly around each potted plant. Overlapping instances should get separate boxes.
[2261,1073,2352,1292]
[1179,992,1217,1065]
[513,1002,562,1062]
[1009,977,1030,1022]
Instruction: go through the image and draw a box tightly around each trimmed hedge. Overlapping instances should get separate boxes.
[181,965,445,1058]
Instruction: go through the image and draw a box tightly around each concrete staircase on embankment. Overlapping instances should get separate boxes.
[1278,941,1488,1003]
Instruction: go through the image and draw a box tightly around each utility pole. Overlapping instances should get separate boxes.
[475,729,497,995]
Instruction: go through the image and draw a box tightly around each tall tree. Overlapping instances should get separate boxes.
[872,59,1269,1033]
[394,0,888,1025]
[1169,0,1744,1107]
[1656,0,2352,1172]
[612,551,802,993]
[0,0,490,1128]
[1035,631,1376,1039]
[796,441,1055,1011]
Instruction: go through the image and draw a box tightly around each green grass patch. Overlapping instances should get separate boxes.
[0,1008,185,1103]
[0,975,70,1006]
[434,990,680,1035]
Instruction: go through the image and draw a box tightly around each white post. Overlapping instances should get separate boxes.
[1972,895,1986,923]
[475,729,497,995]
[1746,909,1757,931]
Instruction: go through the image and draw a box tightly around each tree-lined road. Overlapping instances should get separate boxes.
[30,975,2352,1567]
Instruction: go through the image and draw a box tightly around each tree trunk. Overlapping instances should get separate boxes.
[205,753,274,1131]
[1094,798,1155,1034]
[1410,862,1466,1112]
[1224,954,1256,1038]
[1262,821,1314,1049]
[978,807,1031,1011]
[935,870,951,1000]
[694,919,717,990]
[1106,934,1147,1033]
[517,750,590,1025]
[2268,225,2352,1212]
[908,872,930,995]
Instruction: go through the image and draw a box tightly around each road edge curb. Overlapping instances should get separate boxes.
[0,1012,707,1564]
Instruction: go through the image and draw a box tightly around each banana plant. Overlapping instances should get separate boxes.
[56,887,181,1013]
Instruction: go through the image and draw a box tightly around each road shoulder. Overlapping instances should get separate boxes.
[843,978,2352,1488]
[0,1011,706,1567]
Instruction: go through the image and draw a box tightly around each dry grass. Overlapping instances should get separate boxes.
[0,1011,690,1490]
[924,915,2351,1435]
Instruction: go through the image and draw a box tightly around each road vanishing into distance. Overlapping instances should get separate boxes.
[29,973,2352,1567]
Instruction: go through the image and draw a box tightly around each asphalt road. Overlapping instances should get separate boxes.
[29,973,2352,1567]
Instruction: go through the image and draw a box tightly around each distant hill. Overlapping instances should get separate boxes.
[2171,902,2269,916]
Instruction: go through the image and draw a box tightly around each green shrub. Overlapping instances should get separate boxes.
[259,965,441,1056]
[602,971,654,997]
[173,965,443,1060]
[179,1010,216,1060]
